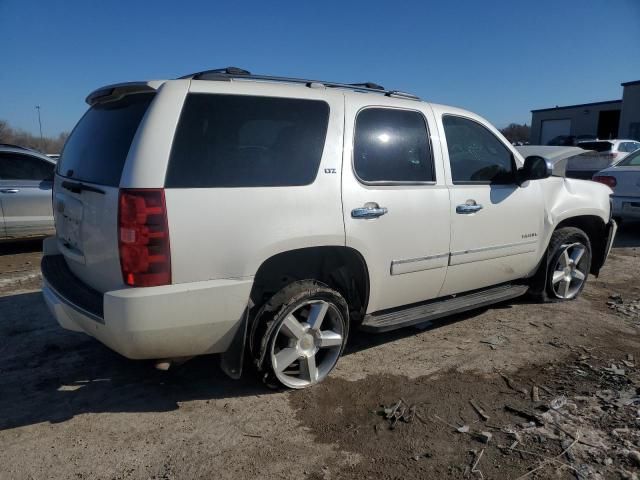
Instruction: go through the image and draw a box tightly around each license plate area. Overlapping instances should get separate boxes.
[55,193,84,253]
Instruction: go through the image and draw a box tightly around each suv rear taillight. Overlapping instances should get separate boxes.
[118,189,171,287]
[592,175,617,188]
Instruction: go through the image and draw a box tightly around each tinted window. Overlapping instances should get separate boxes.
[442,115,514,184]
[166,94,329,188]
[353,108,433,183]
[578,141,613,152]
[0,152,54,180]
[621,142,640,153]
[619,149,640,166]
[58,93,154,186]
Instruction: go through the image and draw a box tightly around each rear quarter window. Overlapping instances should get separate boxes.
[57,93,154,186]
[165,94,330,188]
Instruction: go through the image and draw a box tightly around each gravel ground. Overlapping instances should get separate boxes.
[0,225,639,479]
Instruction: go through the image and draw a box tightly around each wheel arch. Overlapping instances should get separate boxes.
[249,245,370,323]
[553,215,608,276]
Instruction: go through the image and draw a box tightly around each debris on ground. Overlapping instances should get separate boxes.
[369,352,640,478]
[469,399,490,421]
[378,399,416,429]
[549,395,567,410]
[531,385,540,402]
[479,335,509,349]
[469,448,485,478]
[477,431,492,444]
[607,294,640,324]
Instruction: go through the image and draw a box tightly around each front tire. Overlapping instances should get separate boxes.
[251,281,349,389]
[531,227,592,302]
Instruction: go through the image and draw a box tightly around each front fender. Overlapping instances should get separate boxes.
[539,177,611,246]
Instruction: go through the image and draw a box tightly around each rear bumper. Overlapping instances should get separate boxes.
[42,252,253,360]
[611,196,640,220]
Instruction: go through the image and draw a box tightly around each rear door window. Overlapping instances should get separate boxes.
[0,152,54,180]
[57,93,154,186]
[166,94,330,188]
[442,115,515,184]
[353,108,434,183]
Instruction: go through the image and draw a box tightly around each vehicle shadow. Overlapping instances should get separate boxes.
[0,289,512,431]
[614,221,640,248]
[0,238,43,256]
[345,303,506,356]
[0,291,269,431]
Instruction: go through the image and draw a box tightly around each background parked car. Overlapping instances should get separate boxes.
[546,134,597,146]
[593,148,640,222]
[0,144,56,240]
[565,139,640,179]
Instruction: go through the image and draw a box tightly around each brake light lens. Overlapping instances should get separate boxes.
[118,189,171,287]
[592,175,617,189]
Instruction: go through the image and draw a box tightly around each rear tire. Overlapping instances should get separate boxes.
[250,280,349,389]
[529,227,592,303]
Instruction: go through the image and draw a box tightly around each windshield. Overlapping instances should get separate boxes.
[57,93,154,186]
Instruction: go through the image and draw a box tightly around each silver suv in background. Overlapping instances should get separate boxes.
[0,144,56,240]
[566,139,640,179]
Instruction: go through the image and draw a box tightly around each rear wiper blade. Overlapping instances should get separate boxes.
[61,180,105,195]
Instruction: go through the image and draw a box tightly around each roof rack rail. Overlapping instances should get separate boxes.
[349,82,385,90]
[179,66,251,80]
[178,68,420,100]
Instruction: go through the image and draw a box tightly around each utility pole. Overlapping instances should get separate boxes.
[35,105,43,151]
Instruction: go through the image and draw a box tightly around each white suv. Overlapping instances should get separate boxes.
[42,68,617,389]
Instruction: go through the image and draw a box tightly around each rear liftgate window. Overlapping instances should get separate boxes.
[166,94,330,188]
[57,93,154,186]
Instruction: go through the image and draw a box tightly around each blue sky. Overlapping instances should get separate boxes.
[1,0,639,136]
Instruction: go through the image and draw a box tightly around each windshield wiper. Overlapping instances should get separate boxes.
[61,180,105,195]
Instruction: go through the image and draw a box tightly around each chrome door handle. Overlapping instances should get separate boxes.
[351,202,388,219]
[0,189,19,194]
[456,202,483,214]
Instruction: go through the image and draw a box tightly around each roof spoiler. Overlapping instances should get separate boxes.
[85,81,163,106]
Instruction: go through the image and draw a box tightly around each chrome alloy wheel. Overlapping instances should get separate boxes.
[551,242,588,299]
[270,300,344,389]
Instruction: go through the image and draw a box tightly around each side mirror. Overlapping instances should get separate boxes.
[518,156,552,184]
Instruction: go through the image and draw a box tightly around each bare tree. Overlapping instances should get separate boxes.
[0,119,69,153]
[500,123,531,144]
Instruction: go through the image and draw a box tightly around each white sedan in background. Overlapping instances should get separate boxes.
[566,139,640,179]
[594,148,640,222]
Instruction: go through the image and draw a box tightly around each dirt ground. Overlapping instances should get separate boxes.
[1,225,639,480]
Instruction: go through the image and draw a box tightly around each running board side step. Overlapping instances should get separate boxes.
[360,284,529,333]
